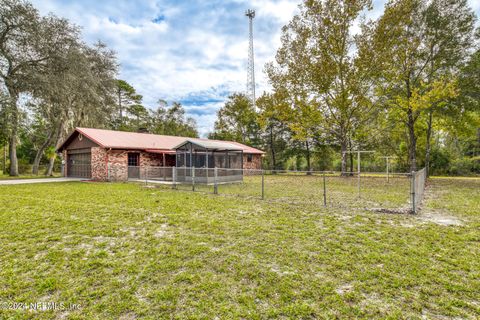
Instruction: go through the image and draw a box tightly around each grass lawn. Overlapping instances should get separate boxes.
[0,177,479,319]
[0,172,61,180]
[174,174,412,211]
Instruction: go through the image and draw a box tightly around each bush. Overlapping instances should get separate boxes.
[17,159,31,175]
[448,157,478,176]
[430,148,450,176]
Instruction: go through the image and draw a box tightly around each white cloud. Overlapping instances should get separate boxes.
[30,0,479,137]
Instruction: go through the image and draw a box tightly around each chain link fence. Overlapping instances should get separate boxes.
[62,161,429,214]
[110,166,430,213]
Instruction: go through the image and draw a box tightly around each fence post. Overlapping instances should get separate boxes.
[386,158,390,183]
[411,170,416,214]
[172,166,177,189]
[214,167,218,194]
[261,169,265,200]
[192,166,195,191]
[357,152,361,198]
[323,172,327,207]
[145,166,148,186]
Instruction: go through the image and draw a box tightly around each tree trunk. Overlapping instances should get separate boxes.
[269,125,276,170]
[8,94,19,176]
[425,110,433,177]
[305,140,312,175]
[32,129,55,175]
[9,133,18,176]
[407,108,417,172]
[340,139,348,176]
[348,138,353,175]
[45,122,64,176]
[476,128,480,157]
[406,77,417,172]
[45,156,55,176]
[3,143,6,174]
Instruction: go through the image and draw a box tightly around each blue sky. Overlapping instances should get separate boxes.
[32,0,480,137]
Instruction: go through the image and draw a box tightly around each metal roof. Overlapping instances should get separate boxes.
[174,139,244,151]
[57,128,265,154]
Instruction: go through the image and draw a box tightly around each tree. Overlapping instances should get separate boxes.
[209,93,259,145]
[267,0,375,174]
[126,103,149,130]
[363,0,476,172]
[440,49,480,168]
[0,90,8,173]
[29,40,117,174]
[149,100,198,137]
[0,0,84,175]
[114,79,142,129]
[256,91,292,170]
[1,0,42,176]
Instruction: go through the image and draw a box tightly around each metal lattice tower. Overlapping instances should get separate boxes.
[245,9,256,107]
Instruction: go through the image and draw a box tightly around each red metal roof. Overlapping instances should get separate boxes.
[58,128,265,154]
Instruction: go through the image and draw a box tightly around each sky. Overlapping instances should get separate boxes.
[31,0,480,137]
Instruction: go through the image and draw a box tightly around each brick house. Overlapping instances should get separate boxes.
[57,128,264,181]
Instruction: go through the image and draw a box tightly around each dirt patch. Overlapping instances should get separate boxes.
[335,284,354,295]
[370,207,412,214]
[154,223,168,238]
[417,213,464,226]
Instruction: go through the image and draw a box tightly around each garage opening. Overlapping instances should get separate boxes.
[67,148,91,178]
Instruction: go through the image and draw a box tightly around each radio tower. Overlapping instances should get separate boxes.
[245,9,256,107]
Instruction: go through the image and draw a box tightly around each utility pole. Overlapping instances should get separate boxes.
[245,9,256,107]
[343,150,374,198]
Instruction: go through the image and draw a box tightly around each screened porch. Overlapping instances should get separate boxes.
[174,140,244,184]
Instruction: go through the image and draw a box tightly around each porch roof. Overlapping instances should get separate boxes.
[173,139,244,152]
[144,149,176,154]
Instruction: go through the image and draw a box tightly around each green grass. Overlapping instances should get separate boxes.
[0,177,479,319]
[176,174,411,210]
[0,172,61,180]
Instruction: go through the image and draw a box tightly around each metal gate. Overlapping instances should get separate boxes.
[67,149,91,178]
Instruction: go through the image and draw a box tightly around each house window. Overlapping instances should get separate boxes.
[128,153,139,167]
[247,154,253,162]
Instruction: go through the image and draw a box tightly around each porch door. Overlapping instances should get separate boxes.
[128,153,140,179]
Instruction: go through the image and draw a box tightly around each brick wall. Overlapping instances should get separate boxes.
[102,150,165,181]
[243,154,262,170]
[106,150,128,181]
[91,147,108,181]
[140,152,163,167]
